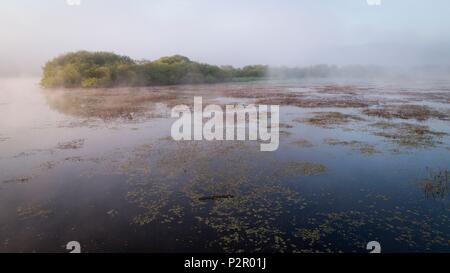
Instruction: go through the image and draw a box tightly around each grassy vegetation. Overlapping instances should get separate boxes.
[41,51,268,88]
[419,168,449,200]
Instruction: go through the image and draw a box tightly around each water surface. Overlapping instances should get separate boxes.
[0,78,449,253]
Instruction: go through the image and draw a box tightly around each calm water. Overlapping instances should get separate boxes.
[0,78,449,253]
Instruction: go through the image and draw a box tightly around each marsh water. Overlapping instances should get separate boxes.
[0,77,449,253]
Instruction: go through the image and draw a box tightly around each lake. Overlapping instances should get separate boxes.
[0,77,449,253]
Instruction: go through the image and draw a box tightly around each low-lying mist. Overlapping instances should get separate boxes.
[267,64,450,81]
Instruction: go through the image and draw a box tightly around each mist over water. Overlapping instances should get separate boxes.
[2,0,450,76]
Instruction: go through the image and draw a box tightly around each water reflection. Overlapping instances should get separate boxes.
[42,87,178,120]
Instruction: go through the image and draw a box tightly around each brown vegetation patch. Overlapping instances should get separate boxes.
[315,85,371,95]
[57,139,85,150]
[370,121,447,148]
[400,91,450,104]
[222,84,376,108]
[224,89,300,99]
[324,138,379,155]
[257,96,372,108]
[279,161,328,176]
[291,139,314,148]
[363,104,448,121]
[279,123,294,129]
[297,112,364,128]
[17,204,52,219]
[3,176,32,184]
[279,130,293,137]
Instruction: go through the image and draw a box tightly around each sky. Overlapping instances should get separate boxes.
[1,0,450,75]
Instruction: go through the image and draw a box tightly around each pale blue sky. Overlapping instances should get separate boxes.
[1,0,450,75]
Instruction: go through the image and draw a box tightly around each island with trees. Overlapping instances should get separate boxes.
[41,51,404,89]
[41,51,268,88]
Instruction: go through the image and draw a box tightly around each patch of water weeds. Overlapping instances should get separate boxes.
[39,161,57,170]
[57,119,101,129]
[279,123,294,129]
[324,138,380,156]
[399,90,450,104]
[2,176,33,184]
[293,228,322,246]
[57,139,85,150]
[277,161,328,177]
[314,85,372,95]
[198,194,234,201]
[221,85,302,100]
[418,167,449,200]
[279,130,292,137]
[145,141,311,252]
[119,141,255,227]
[64,156,88,162]
[158,135,174,142]
[17,204,52,219]
[127,184,172,226]
[296,112,364,129]
[13,148,55,158]
[293,203,450,252]
[291,139,314,148]
[156,141,253,177]
[221,83,376,108]
[289,210,366,253]
[363,104,449,121]
[257,96,372,108]
[183,163,307,252]
[370,121,447,148]
[105,144,175,226]
[117,144,153,175]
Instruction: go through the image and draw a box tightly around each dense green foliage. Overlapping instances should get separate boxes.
[41,51,268,88]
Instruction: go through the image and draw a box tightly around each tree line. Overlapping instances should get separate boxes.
[41,51,268,88]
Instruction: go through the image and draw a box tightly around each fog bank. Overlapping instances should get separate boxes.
[2,0,450,76]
